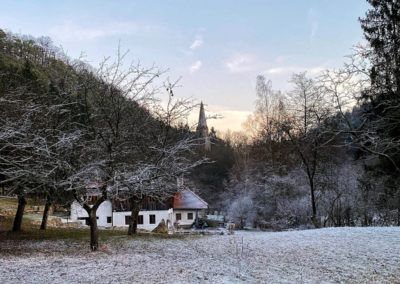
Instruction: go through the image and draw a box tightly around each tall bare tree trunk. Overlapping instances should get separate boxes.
[89,211,99,251]
[397,190,400,226]
[309,179,320,228]
[83,196,105,251]
[128,199,140,235]
[40,196,51,230]
[12,195,26,232]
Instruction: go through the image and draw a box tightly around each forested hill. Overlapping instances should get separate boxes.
[0,29,76,96]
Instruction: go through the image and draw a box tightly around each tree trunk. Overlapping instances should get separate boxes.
[128,201,140,235]
[397,190,400,226]
[309,179,320,228]
[81,194,106,251]
[40,196,52,230]
[88,210,99,251]
[12,195,26,232]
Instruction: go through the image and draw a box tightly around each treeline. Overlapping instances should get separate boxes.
[222,1,400,230]
[0,29,205,250]
[188,128,235,207]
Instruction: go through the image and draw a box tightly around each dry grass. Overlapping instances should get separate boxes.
[0,196,18,208]
[0,214,189,245]
[0,195,191,257]
[0,196,45,207]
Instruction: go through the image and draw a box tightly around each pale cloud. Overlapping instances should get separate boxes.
[49,22,138,41]
[265,66,325,75]
[226,53,255,73]
[266,66,294,74]
[274,55,290,63]
[308,8,319,41]
[310,21,319,41]
[208,108,252,133]
[189,60,202,72]
[190,36,203,50]
[308,66,325,74]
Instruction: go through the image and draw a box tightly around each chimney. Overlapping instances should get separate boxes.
[177,176,184,188]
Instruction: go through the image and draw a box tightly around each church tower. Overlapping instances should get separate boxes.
[196,102,211,151]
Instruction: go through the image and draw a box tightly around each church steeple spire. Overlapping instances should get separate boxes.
[196,102,211,151]
[197,102,207,130]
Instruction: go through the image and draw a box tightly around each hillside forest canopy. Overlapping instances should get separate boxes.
[1,0,400,250]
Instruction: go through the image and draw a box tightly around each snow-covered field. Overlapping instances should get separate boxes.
[1,227,399,283]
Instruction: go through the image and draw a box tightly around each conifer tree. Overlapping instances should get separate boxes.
[359,0,400,173]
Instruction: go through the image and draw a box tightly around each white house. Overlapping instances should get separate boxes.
[69,188,208,231]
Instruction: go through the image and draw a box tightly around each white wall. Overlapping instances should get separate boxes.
[173,210,198,226]
[70,200,113,227]
[113,210,169,231]
[69,201,206,230]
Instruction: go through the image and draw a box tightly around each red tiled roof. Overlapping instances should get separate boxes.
[173,188,208,210]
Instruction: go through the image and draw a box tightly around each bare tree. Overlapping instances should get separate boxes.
[120,88,207,235]
[62,49,165,250]
[318,45,400,225]
[62,49,206,248]
[277,72,333,227]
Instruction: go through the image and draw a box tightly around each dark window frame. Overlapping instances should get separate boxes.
[176,213,182,221]
[149,214,156,224]
[138,215,144,225]
[187,212,193,220]
[78,217,97,226]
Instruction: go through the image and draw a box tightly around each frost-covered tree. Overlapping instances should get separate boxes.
[317,159,361,227]
[0,53,80,230]
[0,31,207,249]
[223,163,310,230]
[59,51,165,249]
[121,92,206,236]
[59,50,206,248]
[276,72,333,227]
[0,31,90,231]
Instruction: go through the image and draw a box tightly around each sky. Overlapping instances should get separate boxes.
[0,0,369,132]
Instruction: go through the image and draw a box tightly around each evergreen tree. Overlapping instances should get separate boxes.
[359,0,400,225]
[359,0,400,173]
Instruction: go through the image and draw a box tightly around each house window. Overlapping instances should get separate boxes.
[138,215,143,225]
[149,214,156,224]
[125,215,131,225]
[107,216,112,223]
[188,213,193,220]
[176,213,181,221]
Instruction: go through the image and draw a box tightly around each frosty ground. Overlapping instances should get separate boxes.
[1,227,399,283]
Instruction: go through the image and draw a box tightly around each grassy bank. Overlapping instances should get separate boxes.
[0,195,190,245]
[0,196,45,207]
[0,214,189,243]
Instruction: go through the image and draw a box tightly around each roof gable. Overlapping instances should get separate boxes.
[173,188,208,209]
